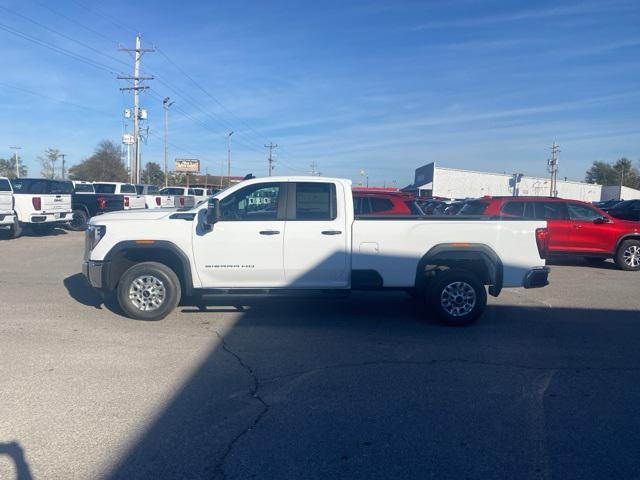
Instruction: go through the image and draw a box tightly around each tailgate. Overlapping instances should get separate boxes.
[125,195,146,209]
[173,196,195,208]
[42,194,71,212]
[159,195,174,208]
[103,194,124,212]
[0,192,12,213]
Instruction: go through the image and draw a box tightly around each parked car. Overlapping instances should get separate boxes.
[158,187,196,208]
[0,176,15,231]
[93,182,146,210]
[603,199,640,222]
[353,191,413,215]
[593,199,621,210]
[82,176,549,325]
[466,196,640,271]
[9,178,73,237]
[68,181,124,231]
[134,184,174,209]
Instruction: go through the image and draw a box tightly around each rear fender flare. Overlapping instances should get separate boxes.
[415,243,503,297]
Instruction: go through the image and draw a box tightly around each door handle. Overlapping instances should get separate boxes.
[259,230,280,235]
[574,224,582,228]
[322,230,342,235]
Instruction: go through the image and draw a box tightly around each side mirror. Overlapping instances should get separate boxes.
[593,217,608,225]
[204,198,220,231]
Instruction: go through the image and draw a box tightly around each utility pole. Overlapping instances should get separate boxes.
[118,33,154,184]
[619,164,625,200]
[227,131,234,186]
[310,160,321,176]
[548,142,560,197]
[162,97,174,187]
[264,142,278,176]
[360,169,368,188]
[60,153,66,180]
[10,146,21,178]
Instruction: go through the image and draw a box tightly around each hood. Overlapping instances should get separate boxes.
[89,208,178,223]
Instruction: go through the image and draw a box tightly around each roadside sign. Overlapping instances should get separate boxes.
[175,159,200,173]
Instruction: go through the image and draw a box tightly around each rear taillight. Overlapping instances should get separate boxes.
[32,196,41,211]
[124,196,130,207]
[179,197,185,206]
[155,196,161,206]
[97,197,107,210]
[535,228,549,259]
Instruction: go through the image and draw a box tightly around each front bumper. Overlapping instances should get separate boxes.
[82,260,109,289]
[0,214,15,225]
[523,266,550,289]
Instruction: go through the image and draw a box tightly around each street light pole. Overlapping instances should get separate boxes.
[227,131,234,187]
[10,146,21,178]
[163,97,174,187]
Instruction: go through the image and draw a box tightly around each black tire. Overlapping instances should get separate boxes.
[428,269,487,326]
[117,262,181,320]
[68,209,89,231]
[9,221,23,239]
[615,240,640,271]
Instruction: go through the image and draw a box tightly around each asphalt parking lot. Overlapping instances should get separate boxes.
[1,229,639,480]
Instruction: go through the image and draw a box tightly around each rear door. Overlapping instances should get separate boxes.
[532,201,571,252]
[0,178,12,213]
[283,182,349,287]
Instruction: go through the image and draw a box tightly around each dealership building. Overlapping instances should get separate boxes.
[404,162,640,202]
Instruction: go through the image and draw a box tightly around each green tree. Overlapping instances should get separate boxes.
[141,161,165,186]
[38,148,60,179]
[68,140,128,182]
[585,158,640,189]
[0,157,28,178]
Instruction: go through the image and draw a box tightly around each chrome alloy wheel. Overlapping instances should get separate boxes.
[128,275,166,311]
[440,281,476,317]
[623,245,640,268]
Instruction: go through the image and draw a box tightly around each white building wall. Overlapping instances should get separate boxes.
[601,185,640,201]
[432,167,602,201]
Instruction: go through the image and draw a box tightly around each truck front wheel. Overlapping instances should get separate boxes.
[428,269,487,326]
[117,262,181,320]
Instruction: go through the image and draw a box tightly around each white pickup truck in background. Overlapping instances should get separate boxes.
[135,184,173,209]
[9,178,73,237]
[0,176,15,231]
[93,182,146,210]
[82,176,550,325]
[158,187,196,208]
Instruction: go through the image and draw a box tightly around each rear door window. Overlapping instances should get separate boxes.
[533,202,568,220]
[294,182,336,220]
[0,178,11,191]
[370,197,394,213]
[354,197,370,215]
[501,201,525,217]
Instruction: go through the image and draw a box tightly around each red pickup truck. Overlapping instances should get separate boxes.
[460,196,640,271]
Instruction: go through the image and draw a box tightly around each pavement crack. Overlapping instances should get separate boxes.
[212,331,269,480]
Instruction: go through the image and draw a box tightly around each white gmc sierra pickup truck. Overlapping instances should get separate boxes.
[82,177,550,325]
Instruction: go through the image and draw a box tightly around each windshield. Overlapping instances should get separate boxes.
[459,200,488,215]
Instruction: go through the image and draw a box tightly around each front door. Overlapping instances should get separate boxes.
[193,182,287,288]
[283,182,349,287]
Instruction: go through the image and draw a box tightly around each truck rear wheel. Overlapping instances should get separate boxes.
[615,240,640,271]
[9,221,23,239]
[68,209,89,231]
[117,262,181,320]
[428,269,486,326]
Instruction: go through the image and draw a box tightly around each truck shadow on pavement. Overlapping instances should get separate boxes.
[0,442,33,480]
[63,273,122,313]
[105,298,640,480]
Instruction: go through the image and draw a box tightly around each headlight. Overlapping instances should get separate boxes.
[86,224,106,251]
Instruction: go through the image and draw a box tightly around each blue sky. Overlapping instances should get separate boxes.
[0,0,638,186]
